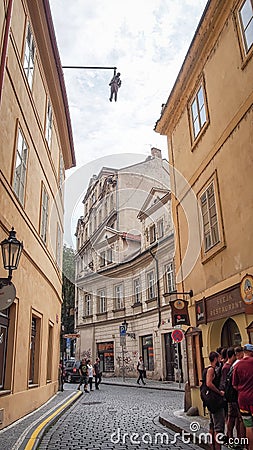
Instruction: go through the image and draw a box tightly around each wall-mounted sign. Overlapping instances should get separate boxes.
[240,274,253,305]
[170,299,190,326]
[205,285,247,322]
[63,333,80,339]
[195,298,206,325]
[172,329,184,343]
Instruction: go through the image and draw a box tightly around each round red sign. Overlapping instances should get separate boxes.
[171,329,184,343]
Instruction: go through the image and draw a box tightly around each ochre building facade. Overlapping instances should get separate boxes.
[155,0,253,413]
[0,0,75,427]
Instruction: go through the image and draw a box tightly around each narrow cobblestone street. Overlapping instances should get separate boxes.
[39,384,200,449]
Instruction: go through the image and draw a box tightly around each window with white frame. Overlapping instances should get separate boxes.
[166,262,175,293]
[115,284,124,309]
[149,224,156,243]
[45,100,52,147]
[200,182,220,251]
[98,290,106,313]
[23,23,35,88]
[84,294,92,316]
[59,154,64,193]
[40,185,49,243]
[157,218,164,239]
[100,251,105,267]
[56,223,62,268]
[239,0,253,53]
[147,271,155,299]
[133,278,141,303]
[107,248,113,264]
[190,84,207,139]
[13,128,28,205]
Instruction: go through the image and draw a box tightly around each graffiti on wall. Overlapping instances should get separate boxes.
[81,348,91,359]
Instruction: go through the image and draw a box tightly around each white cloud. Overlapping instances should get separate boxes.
[49,0,207,182]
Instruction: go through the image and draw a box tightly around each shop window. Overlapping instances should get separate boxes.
[29,315,41,385]
[238,0,253,54]
[221,318,242,348]
[97,342,114,372]
[142,335,154,371]
[185,327,204,387]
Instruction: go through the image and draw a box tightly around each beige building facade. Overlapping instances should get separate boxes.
[75,150,188,381]
[155,0,253,412]
[0,0,75,427]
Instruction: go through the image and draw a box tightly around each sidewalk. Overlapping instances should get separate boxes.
[102,375,184,391]
[0,389,82,450]
[0,378,209,450]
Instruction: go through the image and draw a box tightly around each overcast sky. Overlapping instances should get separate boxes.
[49,0,208,246]
[49,0,207,169]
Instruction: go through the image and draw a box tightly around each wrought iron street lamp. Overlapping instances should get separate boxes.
[0,227,23,281]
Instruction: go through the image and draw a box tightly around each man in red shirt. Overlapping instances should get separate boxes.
[232,344,253,450]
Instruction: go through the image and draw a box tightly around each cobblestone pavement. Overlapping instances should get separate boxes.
[39,384,201,450]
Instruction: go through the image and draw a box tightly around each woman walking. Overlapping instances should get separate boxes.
[137,356,146,385]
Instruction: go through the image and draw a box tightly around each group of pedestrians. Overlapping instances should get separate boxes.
[201,343,253,450]
[77,357,102,393]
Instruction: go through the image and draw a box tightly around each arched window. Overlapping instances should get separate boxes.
[221,318,241,348]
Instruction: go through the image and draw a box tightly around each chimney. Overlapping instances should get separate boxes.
[151,147,162,159]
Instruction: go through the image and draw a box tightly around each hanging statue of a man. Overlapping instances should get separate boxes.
[109,72,121,102]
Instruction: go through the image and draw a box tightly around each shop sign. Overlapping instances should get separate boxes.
[170,299,190,326]
[205,285,244,322]
[63,333,80,338]
[195,298,206,325]
[240,274,253,305]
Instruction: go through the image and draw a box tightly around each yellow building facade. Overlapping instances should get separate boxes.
[155,0,253,413]
[0,0,75,427]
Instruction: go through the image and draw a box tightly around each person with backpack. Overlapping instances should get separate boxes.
[219,348,237,440]
[201,351,226,450]
[232,344,253,450]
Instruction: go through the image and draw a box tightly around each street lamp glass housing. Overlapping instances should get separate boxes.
[0,227,23,277]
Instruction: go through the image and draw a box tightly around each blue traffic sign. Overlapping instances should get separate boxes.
[119,325,126,336]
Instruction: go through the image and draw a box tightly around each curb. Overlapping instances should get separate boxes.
[101,381,184,392]
[21,390,82,450]
[159,414,210,450]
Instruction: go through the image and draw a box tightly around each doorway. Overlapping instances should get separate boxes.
[221,318,242,348]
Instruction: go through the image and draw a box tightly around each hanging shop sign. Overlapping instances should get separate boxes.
[170,299,190,327]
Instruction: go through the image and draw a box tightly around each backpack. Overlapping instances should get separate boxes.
[224,366,238,403]
[200,366,225,413]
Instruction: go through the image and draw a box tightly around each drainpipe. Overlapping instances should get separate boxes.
[149,246,161,328]
[0,0,13,106]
